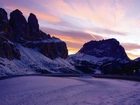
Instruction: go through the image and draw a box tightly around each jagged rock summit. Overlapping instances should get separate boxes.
[0,8,68,59]
[0,8,73,76]
[0,8,8,32]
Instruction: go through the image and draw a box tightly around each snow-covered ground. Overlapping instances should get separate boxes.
[0,76,139,105]
[0,45,78,77]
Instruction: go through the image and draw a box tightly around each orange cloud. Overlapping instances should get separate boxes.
[122,43,140,59]
[127,52,140,60]
[34,12,60,23]
[68,47,79,55]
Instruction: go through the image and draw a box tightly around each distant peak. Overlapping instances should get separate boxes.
[0,8,6,12]
[10,9,23,15]
[29,13,36,17]
[79,38,129,60]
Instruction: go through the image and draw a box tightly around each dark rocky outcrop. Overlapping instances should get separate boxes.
[9,9,29,41]
[39,41,68,59]
[0,8,9,33]
[25,13,68,59]
[27,13,51,40]
[132,58,140,75]
[28,13,39,34]
[100,60,134,75]
[23,39,68,59]
[79,38,129,60]
[0,35,20,60]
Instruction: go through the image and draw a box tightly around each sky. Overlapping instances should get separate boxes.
[0,0,140,59]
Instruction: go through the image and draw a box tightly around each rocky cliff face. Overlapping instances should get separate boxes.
[0,8,9,33]
[69,39,135,75]
[0,35,20,60]
[9,9,29,41]
[79,38,129,60]
[23,39,68,59]
[0,8,68,60]
[0,8,71,76]
[0,8,20,60]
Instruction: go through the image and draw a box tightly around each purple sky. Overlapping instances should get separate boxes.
[0,0,140,59]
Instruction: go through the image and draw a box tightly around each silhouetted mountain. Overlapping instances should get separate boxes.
[9,9,29,41]
[0,8,8,32]
[79,38,129,60]
[68,39,139,75]
[0,8,68,59]
[0,8,76,76]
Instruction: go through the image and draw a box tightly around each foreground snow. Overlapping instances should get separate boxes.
[0,76,140,105]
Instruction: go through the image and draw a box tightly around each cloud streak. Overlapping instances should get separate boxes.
[122,43,140,51]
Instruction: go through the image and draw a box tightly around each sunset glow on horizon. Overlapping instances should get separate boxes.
[1,0,140,59]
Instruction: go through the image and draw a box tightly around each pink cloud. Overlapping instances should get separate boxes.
[122,43,140,51]
[1,1,60,23]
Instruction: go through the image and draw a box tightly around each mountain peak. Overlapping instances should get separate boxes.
[0,8,68,59]
[0,8,7,20]
[10,9,23,16]
[79,38,129,60]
